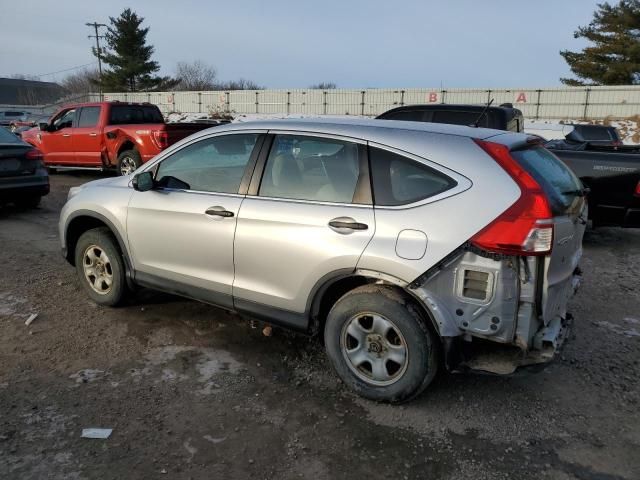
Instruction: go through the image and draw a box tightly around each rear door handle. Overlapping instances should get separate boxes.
[205,206,234,218]
[328,217,368,233]
[62,133,71,137]
[89,133,98,137]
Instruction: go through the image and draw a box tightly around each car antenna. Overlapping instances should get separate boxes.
[472,98,494,128]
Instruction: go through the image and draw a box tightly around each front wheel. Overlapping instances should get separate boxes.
[117,149,142,176]
[324,285,439,403]
[74,227,127,306]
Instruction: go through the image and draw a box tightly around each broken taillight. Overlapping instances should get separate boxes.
[151,130,169,150]
[471,139,554,256]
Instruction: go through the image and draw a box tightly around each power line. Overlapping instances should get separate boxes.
[0,61,98,79]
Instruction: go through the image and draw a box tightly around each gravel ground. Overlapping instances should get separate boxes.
[0,173,638,480]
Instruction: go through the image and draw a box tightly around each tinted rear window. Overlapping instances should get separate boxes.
[381,110,425,121]
[510,146,583,215]
[578,125,614,141]
[108,105,164,125]
[431,110,489,127]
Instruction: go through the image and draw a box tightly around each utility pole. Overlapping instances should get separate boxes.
[86,22,107,100]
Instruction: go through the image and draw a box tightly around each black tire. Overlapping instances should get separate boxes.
[324,285,439,403]
[15,196,41,209]
[74,227,127,306]
[117,149,142,176]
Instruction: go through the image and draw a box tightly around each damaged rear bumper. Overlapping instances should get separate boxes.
[409,246,581,375]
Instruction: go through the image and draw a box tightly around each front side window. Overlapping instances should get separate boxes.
[52,109,76,130]
[259,135,361,203]
[156,134,259,193]
[77,107,101,128]
[370,147,457,206]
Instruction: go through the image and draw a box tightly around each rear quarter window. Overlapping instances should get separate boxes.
[369,147,457,206]
[510,146,583,215]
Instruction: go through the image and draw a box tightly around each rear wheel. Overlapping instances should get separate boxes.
[74,227,127,306]
[324,285,439,403]
[117,149,142,176]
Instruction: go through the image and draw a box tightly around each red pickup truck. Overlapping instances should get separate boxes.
[22,102,217,175]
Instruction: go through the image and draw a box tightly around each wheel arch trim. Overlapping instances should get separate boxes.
[63,210,135,288]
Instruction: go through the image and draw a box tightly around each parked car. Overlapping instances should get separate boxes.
[59,118,585,403]
[21,102,217,175]
[0,110,28,126]
[379,107,638,229]
[376,103,525,132]
[0,126,49,208]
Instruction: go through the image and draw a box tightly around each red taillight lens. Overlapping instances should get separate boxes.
[25,148,43,160]
[471,139,554,256]
[635,180,640,197]
[151,130,169,150]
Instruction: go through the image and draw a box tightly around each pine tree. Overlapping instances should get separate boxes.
[561,1,640,85]
[98,9,175,91]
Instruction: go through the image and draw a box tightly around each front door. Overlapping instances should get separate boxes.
[74,106,103,166]
[233,133,375,327]
[41,108,76,165]
[126,132,263,308]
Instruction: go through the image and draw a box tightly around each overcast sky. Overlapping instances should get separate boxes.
[0,0,602,88]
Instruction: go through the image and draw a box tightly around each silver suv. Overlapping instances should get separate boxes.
[60,119,586,403]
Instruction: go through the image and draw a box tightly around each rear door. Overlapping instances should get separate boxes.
[510,146,587,325]
[74,106,103,166]
[233,133,374,328]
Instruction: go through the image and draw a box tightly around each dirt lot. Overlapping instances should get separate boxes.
[1,173,639,480]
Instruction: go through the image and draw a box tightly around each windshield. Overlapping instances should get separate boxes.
[511,146,584,216]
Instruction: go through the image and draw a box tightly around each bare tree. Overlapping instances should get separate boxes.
[309,82,337,89]
[174,60,217,91]
[61,68,99,94]
[214,78,263,90]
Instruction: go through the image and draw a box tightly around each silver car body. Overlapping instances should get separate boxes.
[60,118,585,373]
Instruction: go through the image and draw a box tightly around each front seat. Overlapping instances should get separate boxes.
[266,152,303,198]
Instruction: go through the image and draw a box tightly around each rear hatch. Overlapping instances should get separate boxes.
[510,145,587,325]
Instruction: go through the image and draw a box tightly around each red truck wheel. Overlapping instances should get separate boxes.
[117,150,142,176]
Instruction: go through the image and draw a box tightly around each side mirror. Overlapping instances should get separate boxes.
[39,122,49,132]
[132,171,154,192]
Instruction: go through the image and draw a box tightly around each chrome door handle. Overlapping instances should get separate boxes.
[89,133,98,137]
[328,217,368,232]
[62,133,71,137]
[205,206,234,218]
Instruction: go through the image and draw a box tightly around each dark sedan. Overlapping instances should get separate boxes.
[0,127,49,208]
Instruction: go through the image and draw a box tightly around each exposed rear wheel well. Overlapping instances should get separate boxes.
[311,276,441,343]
